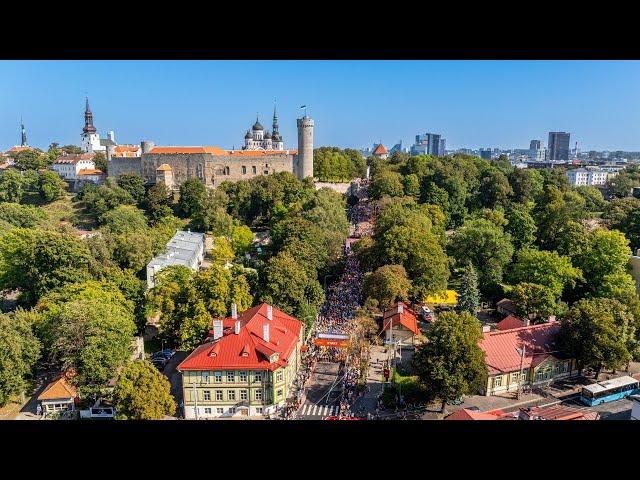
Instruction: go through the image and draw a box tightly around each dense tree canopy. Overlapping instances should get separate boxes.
[362,264,411,310]
[113,360,176,420]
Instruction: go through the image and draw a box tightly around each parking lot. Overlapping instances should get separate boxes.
[561,397,633,420]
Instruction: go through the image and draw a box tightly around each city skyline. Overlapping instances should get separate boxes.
[2,60,640,151]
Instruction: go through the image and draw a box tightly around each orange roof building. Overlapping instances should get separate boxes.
[496,314,526,331]
[37,371,79,416]
[177,303,304,419]
[372,143,388,159]
[519,405,599,420]
[382,302,420,345]
[479,322,577,396]
[445,408,516,420]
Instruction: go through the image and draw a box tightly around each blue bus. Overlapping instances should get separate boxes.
[580,375,640,406]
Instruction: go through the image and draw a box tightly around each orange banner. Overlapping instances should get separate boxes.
[314,338,350,348]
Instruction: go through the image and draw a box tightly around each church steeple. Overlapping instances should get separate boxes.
[272,103,279,135]
[20,118,27,147]
[83,96,96,134]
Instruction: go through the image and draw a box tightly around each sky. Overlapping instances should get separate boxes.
[2,60,640,152]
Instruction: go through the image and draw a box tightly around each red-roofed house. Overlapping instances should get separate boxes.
[382,302,420,346]
[51,152,96,180]
[479,322,577,396]
[178,303,303,419]
[496,314,526,331]
[518,404,599,420]
[37,371,79,417]
[445,408,516,420]
[372,143,389,160]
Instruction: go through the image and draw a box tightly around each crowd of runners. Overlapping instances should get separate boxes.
[283,180,378,419]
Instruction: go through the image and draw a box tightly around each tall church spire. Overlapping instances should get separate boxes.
[20,118,27,147]
[272,103,279,135]
[83,96,96,134]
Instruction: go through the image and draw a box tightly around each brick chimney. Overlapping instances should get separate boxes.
[231,303,238,320]
[212,319,223,340]
[267,304,273,321]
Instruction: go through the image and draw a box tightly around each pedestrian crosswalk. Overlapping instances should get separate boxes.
[297,403,339,418]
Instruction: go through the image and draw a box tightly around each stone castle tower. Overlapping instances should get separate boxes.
[296,114,314,179]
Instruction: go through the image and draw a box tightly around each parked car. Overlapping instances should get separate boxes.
[151,349,173,361]
[151,358,167,370]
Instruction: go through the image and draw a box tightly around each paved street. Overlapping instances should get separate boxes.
[296,362,342,419]
[351,345,386,418]
[163,350,188,418]
[561,397,633,420]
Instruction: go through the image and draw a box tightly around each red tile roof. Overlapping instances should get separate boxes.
[372,143,388,155]
[5,146,33,154]
[382,302,420,335]
[480,323,562,375]
[78,169,104,175]
[496,314,525,331]
[177,303,302,372]
[520,405,599,420]
[53,153,95,164]
[38,372,78,401]
[147,146,297,156]
[445,408,515,420]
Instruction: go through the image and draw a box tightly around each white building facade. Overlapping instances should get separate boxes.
[51,153,96,180]
[567,168,613,186]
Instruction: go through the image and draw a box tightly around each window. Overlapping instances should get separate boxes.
[226,372,234,383]
[254,372,263,382]
[202,372,209,383]
[276,389,283,398]
[229,407,236,414]
[493,376,502,388]
[240,390,248,400]
[216,408,224,414]
[255,390,263,401]
[239,371,247,382]
[242,166,247,174]
[228,390,236,401]
[203,390,211,401]
[252,166,257,174]
[276,371,283,382]
[511,372,520,383]
[214,372,222,382]
[215,390,223,401]
[204,408,212,414]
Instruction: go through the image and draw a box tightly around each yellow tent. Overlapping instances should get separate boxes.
[424,290,458,306]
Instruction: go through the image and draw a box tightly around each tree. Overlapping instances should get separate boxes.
[117,173,146,204]
[78,180,136,220]
[449,218,514,289]
[534,185,586,251]
[100,205,149,234]
[0,312,40,406]
[509,168,543,204]
[402,174,421,198]
[13,150,48,171]
[509,248,582,298]
[0,203,46,228]
[144,183,173,224]
[191,189,234,235]
[457,261,480,316]
[574,185,606,213]
[0,169,25,203]
[0,228,93,305]
[194,265,232,318]
[606,171,636,198]
[259,251,324,319]
[313,148,354,182]
[573,229,631,295]
[362,265,411,310]
[178,178,207,217]
[412,311,487,414]
[48,297,136,397]
[370,170,405,199]
[113,360,176,420]
[38,171,67,202]
[93,152,108,175]
[230,223,254,256]
[558,298,632,379]
[505,203,537,251]
[511,282,558,322]
[478,168,513,209]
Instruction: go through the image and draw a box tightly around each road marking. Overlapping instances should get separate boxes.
[311,405,317,416]
[301,404,309,415]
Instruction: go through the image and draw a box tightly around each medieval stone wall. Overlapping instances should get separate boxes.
[109,156,142,178]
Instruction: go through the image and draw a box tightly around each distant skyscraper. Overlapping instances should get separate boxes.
[411,132,445,156]
[20,120,27,147]
[529,139,546,162]
[479,148,492,160]
[548,132,570,161]
[439,138,446,156]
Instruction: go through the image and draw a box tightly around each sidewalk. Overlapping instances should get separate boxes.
[352,345,386,417]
